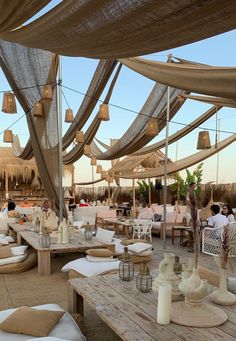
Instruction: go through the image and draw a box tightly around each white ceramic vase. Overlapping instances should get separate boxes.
[211,268,236,306]
[179,267,208,304]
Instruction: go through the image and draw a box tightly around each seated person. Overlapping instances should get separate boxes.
[68,198,77,211]
[42,200,50,212]
[207,204,228,228]
[7,201,18,218]
[20,198,32,207]
[1,201,8,215]
[221,204,235,223]
[79,199,89,207]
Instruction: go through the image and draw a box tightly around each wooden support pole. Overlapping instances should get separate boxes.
[5,171,9,199]
[132,179,136,218]
[148,178,151,206]
[108,181,111,206]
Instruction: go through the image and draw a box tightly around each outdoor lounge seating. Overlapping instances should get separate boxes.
[0,303,86,340]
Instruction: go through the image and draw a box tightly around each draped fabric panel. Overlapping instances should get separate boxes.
[62,60,117,150]
[0,0,50,33]
[117,135,236,179]
[91,85,184,160]
[119,57,236,100]
[1,1,236,58]
[0,40,61,214]
[12,135,34,160]
[182,94,236,108]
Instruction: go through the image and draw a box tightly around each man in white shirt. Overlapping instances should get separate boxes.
[207,204,228,228]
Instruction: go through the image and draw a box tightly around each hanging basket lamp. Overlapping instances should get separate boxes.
[197,131,211,150]
[3,129,13,143]
[101,170,106,179]
[32,101,44,118]
[65,108,74,123]
[43,84,53,100]
[84,144,91,156]
[2,92,17,114]
[76,130,84,143]
[146,118,158,136]
[98,103,109,121]
[96,165,102,174]
[90,156,97,166]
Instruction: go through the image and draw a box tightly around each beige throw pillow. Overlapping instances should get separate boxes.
[0,307,64,337]
[86,249,113,257]
[0,245,12,259]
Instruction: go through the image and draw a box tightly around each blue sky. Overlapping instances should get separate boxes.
[0,25,236,186]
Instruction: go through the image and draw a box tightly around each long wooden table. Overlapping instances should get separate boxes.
[8,223,114,276]
[104,218,133,238]
[69,274,236,341]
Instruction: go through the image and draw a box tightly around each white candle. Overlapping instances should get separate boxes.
[157,284,172,325]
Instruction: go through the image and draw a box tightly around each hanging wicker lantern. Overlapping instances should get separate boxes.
[76,130,84,143]
[32,101,44,118]
[108,175,114,183]
[43,84,53,100]
[105,174,109,181]
[197,131,211,149]
[96,165,102,174]
[84,144,91,156]
[101,170,106,179]
[3,129,13,143]
[65,109,74,123]
[98,103,109,121]
[90,156,97,166]
[2,92,17,114]
[146,118,158,136]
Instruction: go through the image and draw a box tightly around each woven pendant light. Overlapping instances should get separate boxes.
[98,103,109,121]
[2,92,17,114]
[43,84,53,100]
[84,144,91,156]
[76,130,84,143]
[101,171,106,178]
[3,129,13,143]
[146,118,158,136]
[65,109,74,123]
[32,101,44,117]
[197,131,211,149]
[96,165,102,173]
[90,156,97,166]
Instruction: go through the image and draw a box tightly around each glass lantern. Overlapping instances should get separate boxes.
[40,226,51,248]
[84,222,93,241]
[34,217,40,234]
[119,247,134,281]
[136,262,152,293]
[173,256,182,275]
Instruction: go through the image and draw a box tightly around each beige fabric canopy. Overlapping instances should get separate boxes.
[1,1,236,58]
[119,57,236,100]
[181,94,236,108]
[117,135,236,179]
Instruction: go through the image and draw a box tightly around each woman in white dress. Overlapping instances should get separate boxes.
[221,204,235,223]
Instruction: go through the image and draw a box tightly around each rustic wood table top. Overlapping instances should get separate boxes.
[69,273,236,341]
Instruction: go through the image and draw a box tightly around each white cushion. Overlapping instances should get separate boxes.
[86,255,115,262]
[129,249,153,256]
[62,258,120,277]
[29,338,71,341]
[166,206,175,213]
[4,236,15,243]
[128,243,152,254]
[95,227,114,244]
[0,304,86,341]
[0,238,9,245]
[11,245,28,256]
[0,253,27,266]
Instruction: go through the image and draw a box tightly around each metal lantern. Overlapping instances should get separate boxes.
[136,262,152,293]
[84,222,93,241]
[119,246,134,281]
[65,108,74,123]
[101,170,106,179]
[84,144,91,156]
[76,130,84,143]
[32,101,44,117]
[34,217,40,234]
[146,118,158,136]
[96,165,102,173]
[197,131,211,149]
[90,156,97,166]
[43,84,53,100]
[3,130,13,143]
[2,92,17,113]
[173,256,182,275]
[40,226,51,248]
[98,103,109,121]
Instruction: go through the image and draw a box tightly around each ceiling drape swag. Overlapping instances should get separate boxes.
[0,1,236,58]
[12,136,34,160]
[181,94,236,108]
[0,40,62,215]
[119,57,236,100]
[117,135,236,179]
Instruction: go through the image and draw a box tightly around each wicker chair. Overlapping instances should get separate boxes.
[132,219,152,241]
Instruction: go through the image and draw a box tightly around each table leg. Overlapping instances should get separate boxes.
[17,233,22,245]
[124,225,130,239]
[38,250,51,275]
[172,227,174,245]
[68,286,84,316]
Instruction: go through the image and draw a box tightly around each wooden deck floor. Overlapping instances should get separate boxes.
[0,236,230,340]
